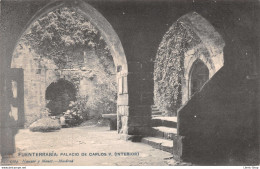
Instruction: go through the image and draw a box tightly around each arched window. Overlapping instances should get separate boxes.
[189,60,209,97]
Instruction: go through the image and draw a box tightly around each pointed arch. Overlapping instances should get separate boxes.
[188,59,209,97]
[10,0,128,129]
[13,0,127,74]
[154,11,225,114]
[178,12,225,58]
[181,12,225,104]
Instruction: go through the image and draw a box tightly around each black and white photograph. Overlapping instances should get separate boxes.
[0,0,259,167]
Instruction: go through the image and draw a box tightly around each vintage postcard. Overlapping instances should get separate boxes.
[0,0,259,167]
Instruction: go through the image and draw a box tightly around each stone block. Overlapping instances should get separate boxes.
[117,115,122,132]
[123,76,128,94]
[120,116,128,127]
[118,77,123,94]
[121,126,129,134]
[173,135,184,161]
[117,105,129,116]
[117,94,128,105]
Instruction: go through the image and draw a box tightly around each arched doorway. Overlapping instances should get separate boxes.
[154,12,225,116]
[189,59,209,97]
[45,79,77,116]
[9,0,128,130]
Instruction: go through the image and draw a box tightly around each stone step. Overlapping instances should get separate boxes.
[152,107,160,111]
[152,115,162,118]
[151,105,160,110]
[151,126,177,140]
[141,137,173,153]
[151,105,157,108]
[151,105,165,116]
[152,110,163,115]
[151,116,177,128]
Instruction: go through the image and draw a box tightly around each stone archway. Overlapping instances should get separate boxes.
[154,12,225,116]
[188,59,209,97]
[9,0,128,132]
[16,0,127,74]
[181,12,225,104]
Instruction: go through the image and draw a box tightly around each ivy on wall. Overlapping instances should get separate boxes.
[22,7,110,69]
[154,20,201,116]
[13,6,117,124]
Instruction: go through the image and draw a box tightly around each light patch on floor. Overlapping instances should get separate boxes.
[2,126,173,166]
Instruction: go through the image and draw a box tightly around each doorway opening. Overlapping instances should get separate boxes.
[189,59,209,97]
[154,12,225,117]
[10,2,126,129]
[45,79,77,116]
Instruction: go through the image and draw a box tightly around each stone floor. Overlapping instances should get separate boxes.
[1,126,179,166]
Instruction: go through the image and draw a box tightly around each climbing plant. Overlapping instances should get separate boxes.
[22,7,110,69]
[154,20,201,116]
[17,6,117,124]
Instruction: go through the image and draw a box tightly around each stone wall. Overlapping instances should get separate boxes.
[11,44,117,127]
[172,3,259,163]
[182,44,224,104]
[117,62,153,138]
[154,12,225,116]
[174,66,258,164]
[11,45,58,126]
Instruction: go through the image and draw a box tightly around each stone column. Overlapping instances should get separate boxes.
[117,62,153,140]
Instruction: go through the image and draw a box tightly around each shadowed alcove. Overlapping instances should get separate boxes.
[189,59,209,97]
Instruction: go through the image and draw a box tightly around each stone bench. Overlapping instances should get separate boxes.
[102,114,117,130]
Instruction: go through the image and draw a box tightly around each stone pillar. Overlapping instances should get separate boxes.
[117,62,153,140]
[0,69,22,157]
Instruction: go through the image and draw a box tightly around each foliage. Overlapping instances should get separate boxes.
[154,20,201,115]
[63,99,86,127]
[19,6,117,124]
[29,117,61,132]
[22,7,110,69]
[59,49,117,119]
